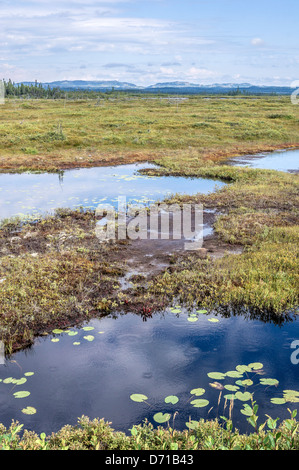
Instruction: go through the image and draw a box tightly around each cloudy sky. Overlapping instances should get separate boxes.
[0,0,298,86]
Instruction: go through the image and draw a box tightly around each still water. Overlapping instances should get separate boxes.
[228,148,299,172]
[0,163,225,221]
[0,310,298,435]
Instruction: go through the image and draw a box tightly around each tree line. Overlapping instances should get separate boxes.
[2,79,64,99]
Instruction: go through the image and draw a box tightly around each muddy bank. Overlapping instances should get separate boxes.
[0,207,243,353]
[1,143,299,173]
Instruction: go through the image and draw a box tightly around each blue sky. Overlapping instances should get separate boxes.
[0,0,298,85]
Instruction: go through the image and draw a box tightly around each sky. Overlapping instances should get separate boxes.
[0,0,298,86]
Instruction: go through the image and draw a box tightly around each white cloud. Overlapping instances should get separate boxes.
[251,37,265,47]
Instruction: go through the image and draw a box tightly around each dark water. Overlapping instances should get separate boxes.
[0,310,298,435]
[228,148,299,172]
[0,163,225,221]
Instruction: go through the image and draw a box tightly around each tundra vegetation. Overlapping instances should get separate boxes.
[0,92,298,449]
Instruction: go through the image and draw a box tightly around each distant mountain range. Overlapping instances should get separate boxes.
[20,80,294,95]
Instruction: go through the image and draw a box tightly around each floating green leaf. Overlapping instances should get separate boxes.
[283,390,299,403]
[170,308,181,314]
[241,379,253,387]
[248,362,263,370]
[226,371,243,378]
[235,391,252,402]
[67,331,78,336]
[270,397,286,405]
[260,378,279,386]
[3,377,14,384]
[13,391,31,399]
[208,318,219,323]
[153,413,171,424]
[73,342,81,346]
[191,399,209,408]
[207,372,225,380]
[15,378,27,386]
[224,385,239,392]
[190,388,205,396]
[186,420,200,430]
[52,329,63,334]
[188,317,198,323]
[82,326,95,331]
[164,395,179,405]
[83,335,94,342]
[51,338,59,343]
[196,310,207,314]
[130,394,148,403]
[24,372,34,377]
[236,365,251,373]
[224,394,235,401]
[22,406,37,415]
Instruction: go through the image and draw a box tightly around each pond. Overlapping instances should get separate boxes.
[0,163,225,221]
[227,148,299,173]
[0,309,298,436]
[0,150,298,437]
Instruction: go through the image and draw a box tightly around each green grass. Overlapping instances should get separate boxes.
[0,95,298,171]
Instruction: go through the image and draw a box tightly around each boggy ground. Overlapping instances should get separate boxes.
[1,94,299,172]
[0,160,298,354]
[0,95,298,354]
[0,205,244,353]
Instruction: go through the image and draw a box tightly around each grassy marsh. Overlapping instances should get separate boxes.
[0,94,299,449]
[0,95,299,172]
[0,95,298,352]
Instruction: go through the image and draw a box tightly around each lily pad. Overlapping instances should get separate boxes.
[241,379,253,387]
[153,413,171,424]
[164,395,179,405]
[270,397,286,405]
[260,378,279,386]
[188,317,198,322]
[73,342,81,346]
[225,371,243,378]
[22,406,37,415]
[208,318,219,323]
[190,387,205,396]
[224,385,239,392]
[3,377,14,384]
[224,394,235,401]
[82,326,95,331]
[196,309,207,314]
[13,391,31,399]
[186,420,200,430]
[207,372,226,380]
[170,308,181,314]
[130,394,148,403]
[83,335,94,342]
[51,338,59,343]
[52,329,63,334]
[15,378,27,386]
[236,365,251,373]
[283,390,299,403]
[67,331,78,336]
[235,391,252,402]
[24,372,34,377]
[248,362,263,370]
[190,399,209,408]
